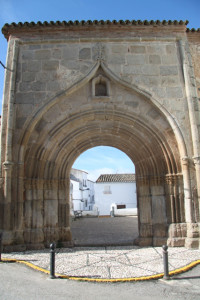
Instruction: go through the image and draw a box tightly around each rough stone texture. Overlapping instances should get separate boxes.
[0,22,200,250]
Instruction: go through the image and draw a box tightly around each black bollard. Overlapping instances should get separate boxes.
[50,243,55,279]
[0,232,2,261]
[162,245,170,280]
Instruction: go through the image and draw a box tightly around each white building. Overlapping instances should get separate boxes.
[95,174,137,216]
[70,168,95,212]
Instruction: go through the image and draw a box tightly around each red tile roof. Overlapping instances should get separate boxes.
[96,174,136,183]
[2,20,192,39]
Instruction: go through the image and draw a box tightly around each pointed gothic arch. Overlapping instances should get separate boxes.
[11,62,190,248]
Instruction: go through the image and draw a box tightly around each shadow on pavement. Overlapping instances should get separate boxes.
[71,216,139,246]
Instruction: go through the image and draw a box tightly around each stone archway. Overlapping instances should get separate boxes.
[1,20,200,250]
[10,62,186,249]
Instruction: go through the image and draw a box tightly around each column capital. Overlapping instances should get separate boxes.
[181,156,190,166]
[193,156,200,165]
[3,161,14,170]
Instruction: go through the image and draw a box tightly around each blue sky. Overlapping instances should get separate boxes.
[0,0,199,180]
[73,146,135,181]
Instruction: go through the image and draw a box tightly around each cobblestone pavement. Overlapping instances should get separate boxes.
[3,246,200,279]
[2,217,200,279]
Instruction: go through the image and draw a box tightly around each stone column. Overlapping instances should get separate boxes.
[1,161,15,247]
[179,40,200,248]
[58,178,73,246]
[136,176,153,246]
[193,156,200,222]
[150,176,168,246]
[166,173,186,247]
[181,157,193,223]
[43,179,59,247]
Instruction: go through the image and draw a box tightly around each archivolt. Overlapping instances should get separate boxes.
[23,105,180,183]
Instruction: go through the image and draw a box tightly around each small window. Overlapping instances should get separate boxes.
[95,81,107,96]
[103,185,111,194]
[117,205,126,209]
[92,75,110,98]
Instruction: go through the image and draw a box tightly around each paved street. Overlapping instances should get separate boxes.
[0,262,200,300]
[71,216,139,246]
[1,216,200,299]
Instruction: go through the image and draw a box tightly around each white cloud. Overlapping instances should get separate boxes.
[85,167,135,182]
[86,168,116,182]
[72,146,135,181]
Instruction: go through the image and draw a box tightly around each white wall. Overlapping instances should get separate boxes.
[95,182,137,216]
[71,180,83,211]
[70,169,95,212]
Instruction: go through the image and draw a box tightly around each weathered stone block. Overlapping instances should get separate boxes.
[22,72,36,82]
[22,50,34,60]
[142,65,159,75]
[152,196,166,224]
[153,237,167,247]
[22,61,41,72]
[139,223,153,237]
[32,201,43,228]
[16,117,26,129]
[168,237,185,247]
[108,54,125,64]
[28,45,41,50]
[139,196,152,223]
[167,87,183,98]
[31,81,46,91]
[15,92,35,104]
[146,108,160,119]
[62,46,78,60]
[19,82,32,92]
[161,76,179,86]
[122,65,141,75]
[151,185,164,195]
[51,48,61,59]
[162,55,177,65]
[79,48,91,59]
[126,54,147,65]
[44,200,58,227]
[36,72,55,82]
[112,44,128,53]
[187,223,200,238]
[185,238,199,249]
[35,49,51,60]
[46,81,61,92]
[130,45,146,53]
[153,224,167,237]
[42,60,59,71]
[149,54,161,64]
[147,45,166,54]
[16,103,34,117]
[160,66,178,76]
[166,44,176,55]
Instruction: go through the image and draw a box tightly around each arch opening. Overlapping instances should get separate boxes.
[70,146,138,246]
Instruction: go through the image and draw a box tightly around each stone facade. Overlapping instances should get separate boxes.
[0,20,200,250]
